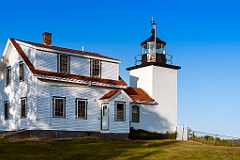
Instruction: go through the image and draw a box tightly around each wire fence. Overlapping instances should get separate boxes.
[188,129,240,147]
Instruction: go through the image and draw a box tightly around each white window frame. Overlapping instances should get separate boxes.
[76,99,87,119]
[132,105,140,123]
[6,66,11,86]
[90,59,101,78]
[114,102,126,121]
[53,97,66,118]
[21,97,27,118]
[59,54,69,73]
[19,61,24,81]
[4,101,9,120]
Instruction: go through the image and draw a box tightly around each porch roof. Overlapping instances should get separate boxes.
[99,87,155,103]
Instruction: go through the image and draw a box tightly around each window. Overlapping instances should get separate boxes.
[53,97,66,118]
[114,102,126,121]
[4,101,9,120]
[90,59,101,77]
[19,62,24,81]
[76,99,87,119]
[6,67,11,86]
[21,98,27,118]
[59,54,69,73]
[132,105,140,123]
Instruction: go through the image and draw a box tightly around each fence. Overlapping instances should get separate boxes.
[188,129,240,147]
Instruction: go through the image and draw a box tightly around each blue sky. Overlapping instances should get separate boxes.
[0,0,240,137]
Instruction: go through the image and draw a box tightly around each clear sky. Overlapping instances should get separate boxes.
[0,0,239,137]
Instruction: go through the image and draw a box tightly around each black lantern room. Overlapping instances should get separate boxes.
[141,18,167,64]
[127,17,181,71]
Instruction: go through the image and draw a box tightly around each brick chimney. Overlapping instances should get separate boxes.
[42,32,52,45]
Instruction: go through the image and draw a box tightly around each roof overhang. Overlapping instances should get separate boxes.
[127,62,181,71]
[99,87,155,104]
[37,74,127,89]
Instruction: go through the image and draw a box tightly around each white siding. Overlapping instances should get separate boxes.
[129,66,153,96]
[130,104,174,133]
[70,56,90,76]
[101,61,118,80]
[0,43,37,131]
[152,66,178,132]
[35,50,58,72]
[102,92,129,133]
[129,65,178,133]
[20,44,36,68]
[36,81,112,132]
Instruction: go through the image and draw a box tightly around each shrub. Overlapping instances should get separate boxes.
[129,127,176,140]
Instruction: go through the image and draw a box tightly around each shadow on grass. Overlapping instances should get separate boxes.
[0,139,180,160]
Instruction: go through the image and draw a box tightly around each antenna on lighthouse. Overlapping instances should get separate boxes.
[150,17,157,54]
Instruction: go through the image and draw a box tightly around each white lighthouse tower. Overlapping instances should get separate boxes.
[127,18,181,133]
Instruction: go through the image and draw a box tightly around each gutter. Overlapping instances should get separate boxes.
[131,100,156,105]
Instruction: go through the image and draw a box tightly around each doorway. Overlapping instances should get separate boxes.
[101,104,109,130]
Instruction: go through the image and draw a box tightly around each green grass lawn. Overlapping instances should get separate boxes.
[0,138,240,160]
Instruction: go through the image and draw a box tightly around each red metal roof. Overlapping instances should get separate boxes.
[124,87,155,102]
[16,39,119,61]
[99,87,155,102]
[99,89,121,100]
[9,38,127,87]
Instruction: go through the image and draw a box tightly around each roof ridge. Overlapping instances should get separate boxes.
[13,38,119,61]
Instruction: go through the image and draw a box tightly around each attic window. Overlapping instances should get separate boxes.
[19,62,24,81]
[90,59,101,78]
[6,66,11,86]
[59,54,69,73]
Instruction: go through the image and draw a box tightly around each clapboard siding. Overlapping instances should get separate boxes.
[20,43,36,67]
[35,50,58,72]
[36,81,112,131]
[108,93,130,133]
[0,43,37,131]
[101,61,118,80]
[70,56,90,76]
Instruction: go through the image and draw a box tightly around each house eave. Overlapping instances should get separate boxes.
[36,74,127,89]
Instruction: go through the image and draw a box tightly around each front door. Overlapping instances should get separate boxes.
[101,104,109,130]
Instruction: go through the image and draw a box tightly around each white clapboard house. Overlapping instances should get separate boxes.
[0,21,181,139]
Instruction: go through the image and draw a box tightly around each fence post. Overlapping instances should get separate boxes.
[213,134,218,146]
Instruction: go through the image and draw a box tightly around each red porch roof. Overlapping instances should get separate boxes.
[99,87,155,103]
